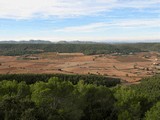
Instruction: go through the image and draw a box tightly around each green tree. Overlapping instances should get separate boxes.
[76,81,116,120]
[31,77,83,120]
[0,97,35,120]
[0,80,31,101]
[113,86,149,120]
[145,101,160,120]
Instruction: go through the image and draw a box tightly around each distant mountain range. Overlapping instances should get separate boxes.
[0,40,52,44]
[0,40,99,44]
[57,40,98,44]
[0,40,159,44]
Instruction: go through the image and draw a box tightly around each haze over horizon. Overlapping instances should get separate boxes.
[0,0,160,42]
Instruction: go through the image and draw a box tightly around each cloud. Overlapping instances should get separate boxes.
[116,0,160,9]
[55,22,108,32]
[114,19,160,28]
[0,0,159,19]
[55,19,160,32]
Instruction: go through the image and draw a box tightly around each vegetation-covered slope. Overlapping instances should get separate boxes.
[0,43,143,56]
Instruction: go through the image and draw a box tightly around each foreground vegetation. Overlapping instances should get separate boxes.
[0,74,160,120]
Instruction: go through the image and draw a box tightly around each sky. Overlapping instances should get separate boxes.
[0,0,160,42]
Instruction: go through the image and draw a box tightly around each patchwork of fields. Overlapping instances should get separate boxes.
[0,52,160,83]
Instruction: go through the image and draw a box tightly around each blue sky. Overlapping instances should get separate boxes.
[0,0,159,42]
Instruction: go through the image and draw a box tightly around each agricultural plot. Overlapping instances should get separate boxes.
[0,52,160,83]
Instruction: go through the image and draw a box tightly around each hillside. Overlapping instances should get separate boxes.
[0,43,143,56]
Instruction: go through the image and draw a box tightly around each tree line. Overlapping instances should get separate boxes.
[0,43,143,56]
[0,74,120,87]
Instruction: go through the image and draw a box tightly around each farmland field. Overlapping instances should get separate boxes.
[0,52,159,83]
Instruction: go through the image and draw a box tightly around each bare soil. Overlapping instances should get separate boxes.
[0,52,159,83]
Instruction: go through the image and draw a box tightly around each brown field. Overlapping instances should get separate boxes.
[0,52,160,83]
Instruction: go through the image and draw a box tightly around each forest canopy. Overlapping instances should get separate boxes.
[0,74,160,120]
